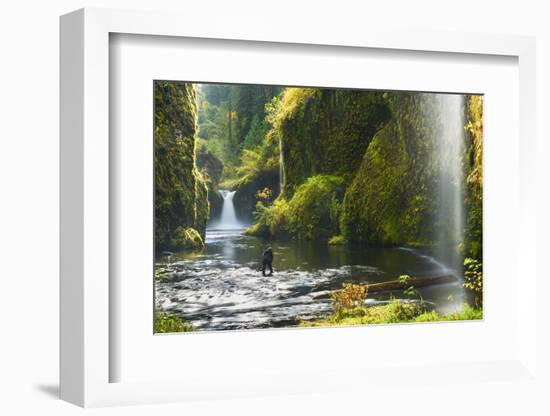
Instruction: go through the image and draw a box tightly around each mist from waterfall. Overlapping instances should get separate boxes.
[434,94,466,275]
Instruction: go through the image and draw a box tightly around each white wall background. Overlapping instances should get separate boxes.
[0,1,548,415]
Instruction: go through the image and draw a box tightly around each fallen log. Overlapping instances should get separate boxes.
[365,274,458,293]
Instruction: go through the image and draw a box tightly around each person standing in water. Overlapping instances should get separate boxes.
[261,247,274,276]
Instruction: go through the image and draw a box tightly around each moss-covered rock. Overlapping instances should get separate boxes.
[341,93,467,247]
[196,145,224,223]
[286,175,344,240]
[172,226,204,250]
[340,120,409,244]
[154,81,209,251]
[248,175,344,240]
[463,95,483,259]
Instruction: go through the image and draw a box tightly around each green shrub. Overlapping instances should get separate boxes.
[247,175,344,240]
[246,199,290,238]
[332,283,368,315]
[328,235,347,245]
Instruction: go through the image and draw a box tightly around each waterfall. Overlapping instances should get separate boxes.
[215,190,243,230]
[435,94,466,274]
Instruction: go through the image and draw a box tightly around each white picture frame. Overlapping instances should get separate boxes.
[60,7,538,408]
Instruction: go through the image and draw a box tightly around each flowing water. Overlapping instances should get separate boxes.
[156,193,469,331]
[208,190,241,230]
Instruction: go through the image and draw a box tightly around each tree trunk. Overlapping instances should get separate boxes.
[365,274,457,293]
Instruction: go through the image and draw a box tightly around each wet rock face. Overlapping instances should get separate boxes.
[208,190,224,224]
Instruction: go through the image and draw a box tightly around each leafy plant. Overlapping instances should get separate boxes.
[399,274,424,304]
[332,283,368,315]
[463,257,483,307]
[255,187,273,204]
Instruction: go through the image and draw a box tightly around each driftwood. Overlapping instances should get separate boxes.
[365,274,457,293]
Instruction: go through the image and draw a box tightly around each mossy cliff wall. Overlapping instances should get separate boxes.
[196,146,224,222]
[255,90,481,252]
[276,88,391,197]
[155,81,209,251]
[463,95,483,259]
[341,93,450,246]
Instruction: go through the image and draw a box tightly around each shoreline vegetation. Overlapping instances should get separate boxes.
[154,257,483,333]
[153,81,484,332]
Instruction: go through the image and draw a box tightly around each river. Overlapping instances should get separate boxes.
[155,228,469,331]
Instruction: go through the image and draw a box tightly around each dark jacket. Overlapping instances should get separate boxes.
[262,248,273,263]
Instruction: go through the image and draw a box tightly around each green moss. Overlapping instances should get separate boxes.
[414,304,482,322]
[171,227,204,250]
[328,235,347,245]
[196,143,224,221]
[341,120,410,244]
[155,310,195,333]
[249,175,344,240]
[286,175,344,239]
[274,88,391,197]
[246,199,291,238]
[463,95,483,260]
[300,301,482,327]
[154,81,209,251]
[340,93,470,247]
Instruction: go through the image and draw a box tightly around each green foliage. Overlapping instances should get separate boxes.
[198,83,281,164]
[155,310,195,333]
[301,299,423,327]
[287,175,344,239]
[463,257,483,307]
[230,130,282,221]
[243,114,268,149]
[328,235,347,245]
[172,227,204,251]
[255,187,274,204]
[414,304,482,322]
[300,275,482,328]
[247,199,290,238]
[463,96,483,260]
[154,81,209,251]
[331,283,368,315]
[248,175,344,240]
[301,300,481,327]
[340,120,410,244]
[398,274,423,303]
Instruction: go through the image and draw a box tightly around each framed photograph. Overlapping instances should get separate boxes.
[60,8,538,408]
